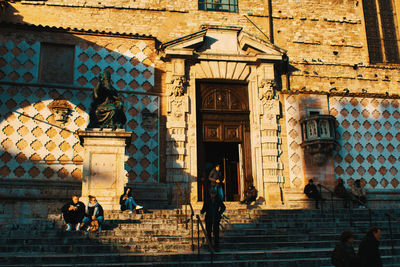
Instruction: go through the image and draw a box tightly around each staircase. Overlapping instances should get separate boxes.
[0,207,399,266]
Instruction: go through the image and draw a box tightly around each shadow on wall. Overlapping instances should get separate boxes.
[0,24,169,222]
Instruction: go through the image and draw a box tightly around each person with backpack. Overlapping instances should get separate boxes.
[331,230,360,267]
[82,195,104,235]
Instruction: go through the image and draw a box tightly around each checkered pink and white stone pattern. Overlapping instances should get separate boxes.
[284,95,306,188]
[331,97,400,189]
[0,38,159,183]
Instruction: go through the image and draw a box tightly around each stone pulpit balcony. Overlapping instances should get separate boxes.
[300,115,338,166]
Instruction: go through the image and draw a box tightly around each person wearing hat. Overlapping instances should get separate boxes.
[201,188,226,252]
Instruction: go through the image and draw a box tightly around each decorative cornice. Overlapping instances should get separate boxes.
[281,90,400,99]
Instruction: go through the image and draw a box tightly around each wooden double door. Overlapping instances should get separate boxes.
[197,82,253,201]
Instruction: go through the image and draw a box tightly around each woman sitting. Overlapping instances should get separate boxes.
[120,187,143,214]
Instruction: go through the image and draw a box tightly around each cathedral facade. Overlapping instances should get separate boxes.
[1,0,400,221]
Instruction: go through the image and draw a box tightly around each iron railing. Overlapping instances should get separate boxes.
[318,184,399,256]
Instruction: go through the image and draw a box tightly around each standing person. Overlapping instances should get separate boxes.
[351,179,367,207]
[358,227,382,267]
[61,195,85,231]
[120,187,143,214]
[334,178,351,208]
[82,195,104,234]
[303,179,323,209]
[208,164,224,201]
[201,188,226,252]
[331,230,359,267]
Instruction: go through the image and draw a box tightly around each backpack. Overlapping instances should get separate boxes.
[90,219,99,232]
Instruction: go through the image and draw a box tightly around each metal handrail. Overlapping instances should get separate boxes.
[385,212,400,256]
[319,184,379,225]
[318,184,335,222]
[196,214,215,257]
[175,182,194,251]
[319,185,397,257]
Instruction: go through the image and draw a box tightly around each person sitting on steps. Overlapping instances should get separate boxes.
[304,179,324,209]
[61,195,85,231]
[334,178,351,208]
[351,179,367,207]
[120,186,143,214]
[241,184,258,205]
[82,195,104,235]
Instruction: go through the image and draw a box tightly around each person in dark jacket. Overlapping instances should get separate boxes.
[61,195,85,231]
[358,226,382,267]
[241,184,258,205]
[334,178,351,208]
[119,187,143,214]
[331,230,359,267]
[201,188,226,252]
[304,179,323,209]
[82,195,104,234]
[208,164,224,201]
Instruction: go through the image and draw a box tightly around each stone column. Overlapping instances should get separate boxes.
[165,58,190,204]
[77,129,132,210]
[257,64,284,206]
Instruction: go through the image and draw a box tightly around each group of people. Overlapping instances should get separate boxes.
[61,195,104,234]
[332,227,382,267]
[61,187,143,234]
[304,178,367,209]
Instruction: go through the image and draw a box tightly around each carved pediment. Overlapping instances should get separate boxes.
[162,25,286,61]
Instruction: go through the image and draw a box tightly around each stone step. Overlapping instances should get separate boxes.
[2,255,399,267]
[1,236,398,253]
[1,247,399,265]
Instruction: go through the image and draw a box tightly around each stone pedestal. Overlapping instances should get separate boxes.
[77,129,132,210]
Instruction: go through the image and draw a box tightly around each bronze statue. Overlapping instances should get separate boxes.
[88,71,127,130]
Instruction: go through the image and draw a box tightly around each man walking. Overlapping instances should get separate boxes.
[358,226,382,267]
[201,188,226,252]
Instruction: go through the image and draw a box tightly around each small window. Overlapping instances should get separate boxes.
[307,120,318,139]
[307,109,320,116]
[319,120,330,138]
[39,43,75,84]
[199,0,238,12]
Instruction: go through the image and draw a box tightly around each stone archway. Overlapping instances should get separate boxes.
[162,25,286,207]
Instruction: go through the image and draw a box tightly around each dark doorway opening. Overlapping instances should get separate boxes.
[196,81,252,202]
[204,142,240,201]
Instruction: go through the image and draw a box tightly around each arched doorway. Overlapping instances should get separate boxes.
[197,81,252,201]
